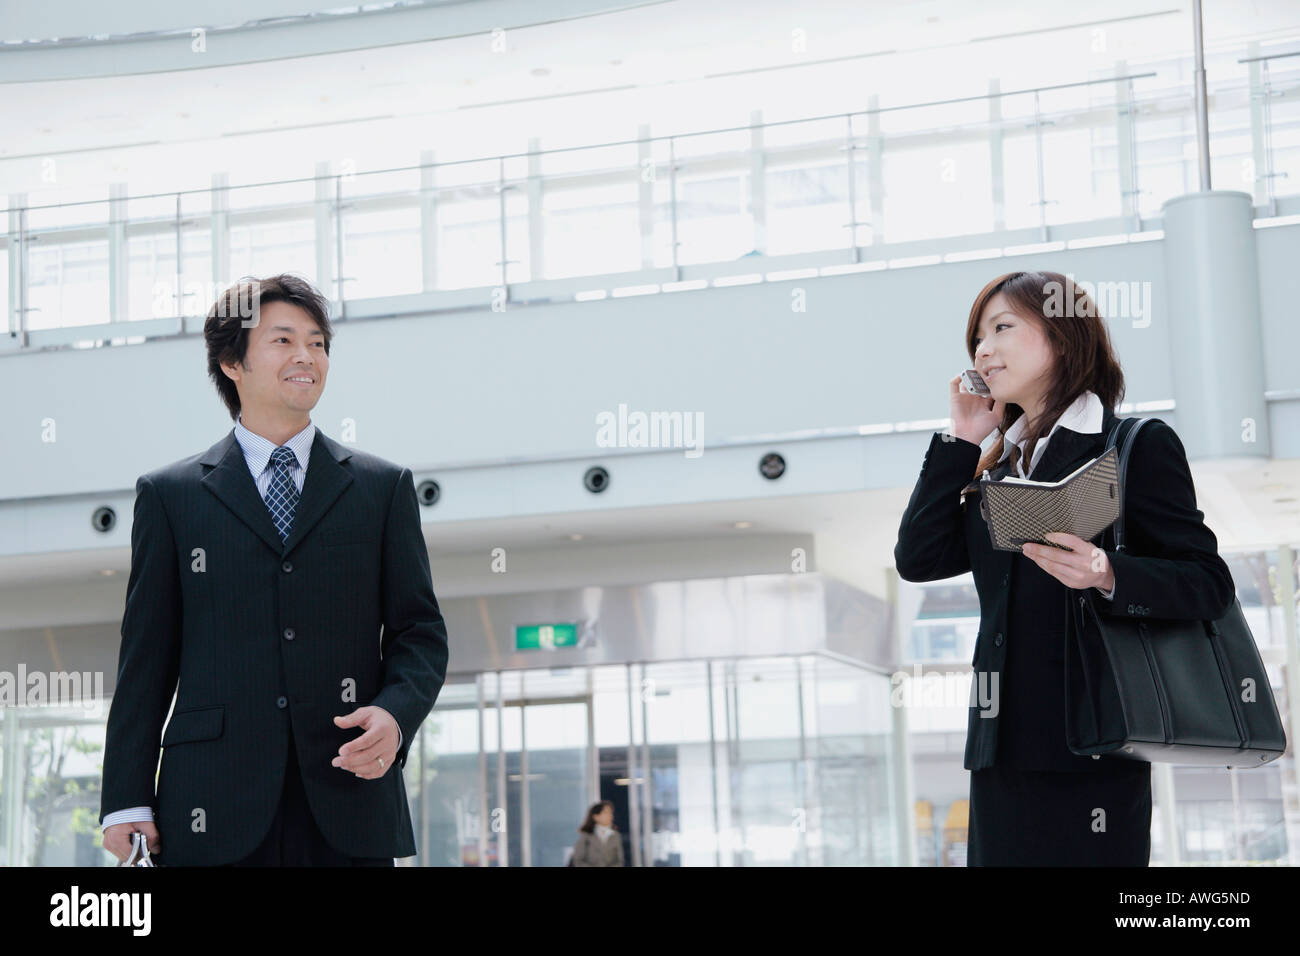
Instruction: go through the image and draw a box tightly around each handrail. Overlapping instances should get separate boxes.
[5,59,1300,348]
[5,72,1158,215]
[1237,50,1300,64]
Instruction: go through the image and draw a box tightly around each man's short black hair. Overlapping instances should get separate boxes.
[204,274,333,421]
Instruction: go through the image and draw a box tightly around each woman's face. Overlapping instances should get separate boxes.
[973,291,1055,417]
[595,805,614,827]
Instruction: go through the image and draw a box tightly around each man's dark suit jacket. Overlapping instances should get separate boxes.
[894,407,1236,772]
[99,427,449,864]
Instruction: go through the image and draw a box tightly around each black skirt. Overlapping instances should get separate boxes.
[968,760,1152,866]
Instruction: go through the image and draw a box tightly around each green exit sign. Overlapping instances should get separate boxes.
[515,623,579,651]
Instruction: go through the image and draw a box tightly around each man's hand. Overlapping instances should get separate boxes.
[103,821,160,863]
[1022,531,1114,591]
[333,706,399,779]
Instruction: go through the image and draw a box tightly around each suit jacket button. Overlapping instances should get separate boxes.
[282,561,293,573]
[283,627,295,641]
[994,632,1003,647]
[276,696,288,709]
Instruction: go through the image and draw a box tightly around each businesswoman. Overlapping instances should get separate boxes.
[894,270,1235,866]
[571,801,625,867]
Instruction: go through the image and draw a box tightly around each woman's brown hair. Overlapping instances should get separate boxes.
[958,271,1125,501]
[578,801,615,834]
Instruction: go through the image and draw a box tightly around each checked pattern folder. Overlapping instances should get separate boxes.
[979,445,1121,553]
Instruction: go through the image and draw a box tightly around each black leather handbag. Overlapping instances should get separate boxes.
[1065,417,1288,768]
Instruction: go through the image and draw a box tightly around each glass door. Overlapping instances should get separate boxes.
[482,670,596,866]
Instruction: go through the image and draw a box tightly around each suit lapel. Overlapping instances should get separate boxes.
[199,427,355,557]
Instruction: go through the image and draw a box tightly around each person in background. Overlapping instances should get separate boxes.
[571,801,624,867]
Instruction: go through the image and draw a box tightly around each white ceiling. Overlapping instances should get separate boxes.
[4,0,1300,202]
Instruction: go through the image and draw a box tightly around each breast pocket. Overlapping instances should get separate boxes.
[321,529,379,549]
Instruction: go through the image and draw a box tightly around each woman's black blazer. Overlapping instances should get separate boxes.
[893,408,1236,771]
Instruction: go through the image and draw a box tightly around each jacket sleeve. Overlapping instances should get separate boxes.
[894,432,981,582]
[99,475,183,824]
[1096,420,1236,621]
[370,468,450,770]
[572,833,594,867]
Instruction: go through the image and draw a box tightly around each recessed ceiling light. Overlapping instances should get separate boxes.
[733,521,751,529]
[99,569,117,576]
[568,533,584,541]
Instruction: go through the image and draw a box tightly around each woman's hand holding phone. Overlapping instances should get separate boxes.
[949,372,1004,446]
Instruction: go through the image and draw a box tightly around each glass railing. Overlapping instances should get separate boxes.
[2,50,1298,349]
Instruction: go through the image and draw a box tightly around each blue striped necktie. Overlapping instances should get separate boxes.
[264,446,300,543]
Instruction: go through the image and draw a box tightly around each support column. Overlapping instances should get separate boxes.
[1159,191,1271,461]
[1153,762,1180,864]
[887,568,919,867]
[1277,544,1300,866]
[2,712,22,865]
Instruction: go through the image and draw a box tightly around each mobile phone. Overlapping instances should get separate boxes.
[961,369,991,397]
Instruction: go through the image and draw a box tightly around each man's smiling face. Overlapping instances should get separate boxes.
[222,300,329,426]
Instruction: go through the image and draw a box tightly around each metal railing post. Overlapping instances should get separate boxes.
[1192,0,1213,191]
[1032,90,1049,241]
[334,173,347,320]
[749,109,767,256]
[843,114,860,262]
[1116,67,1142,231]
[988,80,1005,233]
[17,203,30,347]
[173,192,184,332]
[668,137,680,279]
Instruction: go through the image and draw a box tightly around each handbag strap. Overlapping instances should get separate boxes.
[119,830,157,867]
[1102,414,1154,553]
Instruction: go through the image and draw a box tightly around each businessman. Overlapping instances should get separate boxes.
[100,273,448,866]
